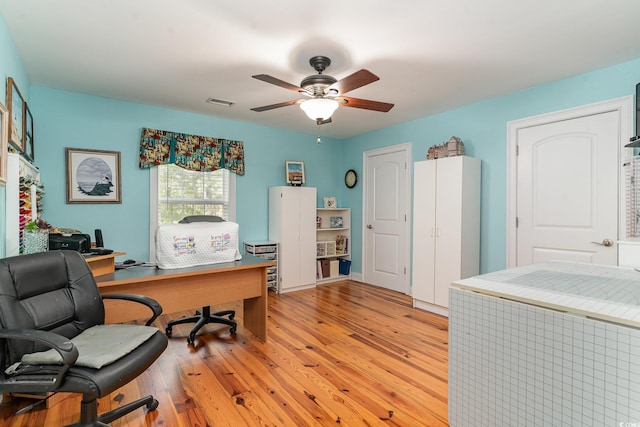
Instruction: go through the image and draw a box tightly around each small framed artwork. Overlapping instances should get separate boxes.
[285,160,305,185]
[0,102,8,186]
[323,196,337,208]
[23,103,34,161]
[330,216,343,228]
[6,77,24,152]
[66,147,122,204]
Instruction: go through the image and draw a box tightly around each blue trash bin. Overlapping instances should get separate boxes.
[339,259,351,275]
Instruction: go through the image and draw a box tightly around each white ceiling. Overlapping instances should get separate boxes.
[1,0,639,139]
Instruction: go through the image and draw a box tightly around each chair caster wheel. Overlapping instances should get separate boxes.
[147,399,159,411]
[229,313,235,321]
[165,327,172,336]
[187,335,195,345]
[230,326,237,334]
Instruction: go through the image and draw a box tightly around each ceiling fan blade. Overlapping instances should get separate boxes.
[252,74,303,92]
[329,69,379,95]
[338,96,394,112]
[251,100,299,112]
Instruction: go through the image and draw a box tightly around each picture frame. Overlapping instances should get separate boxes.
[0,102,8,186]
[323,196,337,208]
[330,216,343,228]
[23,103,34,161]
[66,147,122,204]
[285,160,305,185]
[6,77,24,152]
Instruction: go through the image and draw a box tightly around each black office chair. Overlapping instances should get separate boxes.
[0,250,168,426]
[164,215,237,344]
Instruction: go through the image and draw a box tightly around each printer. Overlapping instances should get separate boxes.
[48,233,92,253]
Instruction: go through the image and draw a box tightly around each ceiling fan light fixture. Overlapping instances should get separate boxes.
[300,98,339,121]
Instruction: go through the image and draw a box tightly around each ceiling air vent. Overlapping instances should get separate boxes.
[205,97,235,107]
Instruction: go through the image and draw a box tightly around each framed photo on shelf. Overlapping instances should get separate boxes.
[23,103,34,161]
[6,77,24,152]
[66,147,122,204]
[323,196,337,208]
[0,102,8,186]
[330,216,343,228]
[285,160,305,185]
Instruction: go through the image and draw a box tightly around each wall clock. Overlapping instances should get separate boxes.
[345,169,357,189]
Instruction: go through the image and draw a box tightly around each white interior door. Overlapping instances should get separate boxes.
[514,109,622,266]
[363,144,410,294]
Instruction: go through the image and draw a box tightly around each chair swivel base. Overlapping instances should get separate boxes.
[65,394,158,427]
[165,306,236,344]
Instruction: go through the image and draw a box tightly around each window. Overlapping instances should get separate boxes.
[149,164,235,260]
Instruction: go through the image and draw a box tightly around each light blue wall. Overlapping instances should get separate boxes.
[343,58,640,274]
[0,13,31,258]
[2,12,640,276]
[32,87,345,261]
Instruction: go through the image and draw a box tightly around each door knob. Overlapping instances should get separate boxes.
[367,224,373,229]
[590,239,614,247]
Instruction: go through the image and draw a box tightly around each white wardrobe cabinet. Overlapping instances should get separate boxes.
[269,186,317,293]
[411,156,481,316]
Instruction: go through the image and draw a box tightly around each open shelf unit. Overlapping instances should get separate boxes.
[316,207,351,283]
[6,153,42,257]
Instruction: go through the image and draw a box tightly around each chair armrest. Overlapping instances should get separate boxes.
[0,329,78,393]
[101,293,163,326]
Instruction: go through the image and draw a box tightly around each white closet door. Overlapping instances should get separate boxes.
[298,187,317,287]
[411,160,436,303]
[433,157,464,308]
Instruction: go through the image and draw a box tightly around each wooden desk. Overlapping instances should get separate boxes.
[85,252,126,276]
[94,255,273,341]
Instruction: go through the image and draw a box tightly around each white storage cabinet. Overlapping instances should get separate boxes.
[269,186,317,293]
[411,156,481,316]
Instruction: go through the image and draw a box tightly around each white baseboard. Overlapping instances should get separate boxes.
[413,299,449,317]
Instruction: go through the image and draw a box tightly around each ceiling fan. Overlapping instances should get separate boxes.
[251,56,394,125]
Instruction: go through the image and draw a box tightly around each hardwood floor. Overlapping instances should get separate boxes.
[0,281,450,426]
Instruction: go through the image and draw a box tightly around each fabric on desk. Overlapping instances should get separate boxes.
[19,324,158,369]
[155,221,241,269]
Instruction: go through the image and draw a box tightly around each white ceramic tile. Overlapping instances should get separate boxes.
[449,287,640,426]
[453,261,640,327]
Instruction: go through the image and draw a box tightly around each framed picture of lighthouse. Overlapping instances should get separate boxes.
[66,147,121,204]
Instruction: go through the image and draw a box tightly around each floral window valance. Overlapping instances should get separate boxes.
[139,127,245,175]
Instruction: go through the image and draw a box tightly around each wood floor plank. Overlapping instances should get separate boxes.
[0,280,450,426]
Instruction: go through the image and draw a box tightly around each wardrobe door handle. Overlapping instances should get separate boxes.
[590,239,614,247]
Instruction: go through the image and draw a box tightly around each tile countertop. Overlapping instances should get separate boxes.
[452,261,640,328]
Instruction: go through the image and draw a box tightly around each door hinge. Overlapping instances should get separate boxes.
[516,145,519,156]
[516,217,519,227]
[404,267,406,275]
